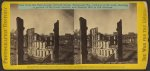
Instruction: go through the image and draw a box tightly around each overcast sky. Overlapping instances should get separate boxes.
[74,3,137,34]
[11,3,136,35]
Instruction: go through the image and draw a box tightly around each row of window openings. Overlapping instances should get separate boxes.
[92,41,117,47]
[28,36,53,41]
[94,49,114,56]
[35,50,51,57]
[92,36,116,40]
[92,42,109,47]
[31,42,53,47]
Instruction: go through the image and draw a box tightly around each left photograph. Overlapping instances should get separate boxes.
[10,4,74,65]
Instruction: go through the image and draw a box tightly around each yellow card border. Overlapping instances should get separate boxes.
[1,1,149,70]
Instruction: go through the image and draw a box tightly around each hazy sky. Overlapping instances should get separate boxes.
[11,5,74,35]
[11,3,136,35]
[74,3,137,34]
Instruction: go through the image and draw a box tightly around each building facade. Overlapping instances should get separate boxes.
[59,34,74,47]
[123,32,137,45]
[90,28,118,61]
[10,30,18,64]
[73,30,81,64]
[26,28,54,62]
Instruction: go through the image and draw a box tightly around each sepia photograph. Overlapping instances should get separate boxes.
[10,3,137,65]
[10,4,74,64]
[73,3,137,64]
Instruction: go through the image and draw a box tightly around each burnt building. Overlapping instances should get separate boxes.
[26,28,54,62]
[79,17,88,64]
[10,31,18,65]
[16,17,25,64]
[116,19,123,61]
[90,28,117,61]
[26,28,35,49]
[73,29,81,64]
[123,32,137,45]
[53,20,59,62]
[59,34,74,47]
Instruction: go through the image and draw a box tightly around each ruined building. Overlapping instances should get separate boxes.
[53,20,59,62]
[26,28,54,62]
[16,17,25,64]
[90,28,118,61]
[79,17,88,64]
[116,19,123,61]
[10,30,18,64]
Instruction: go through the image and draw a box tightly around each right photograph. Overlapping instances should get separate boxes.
[73,3,137,64]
